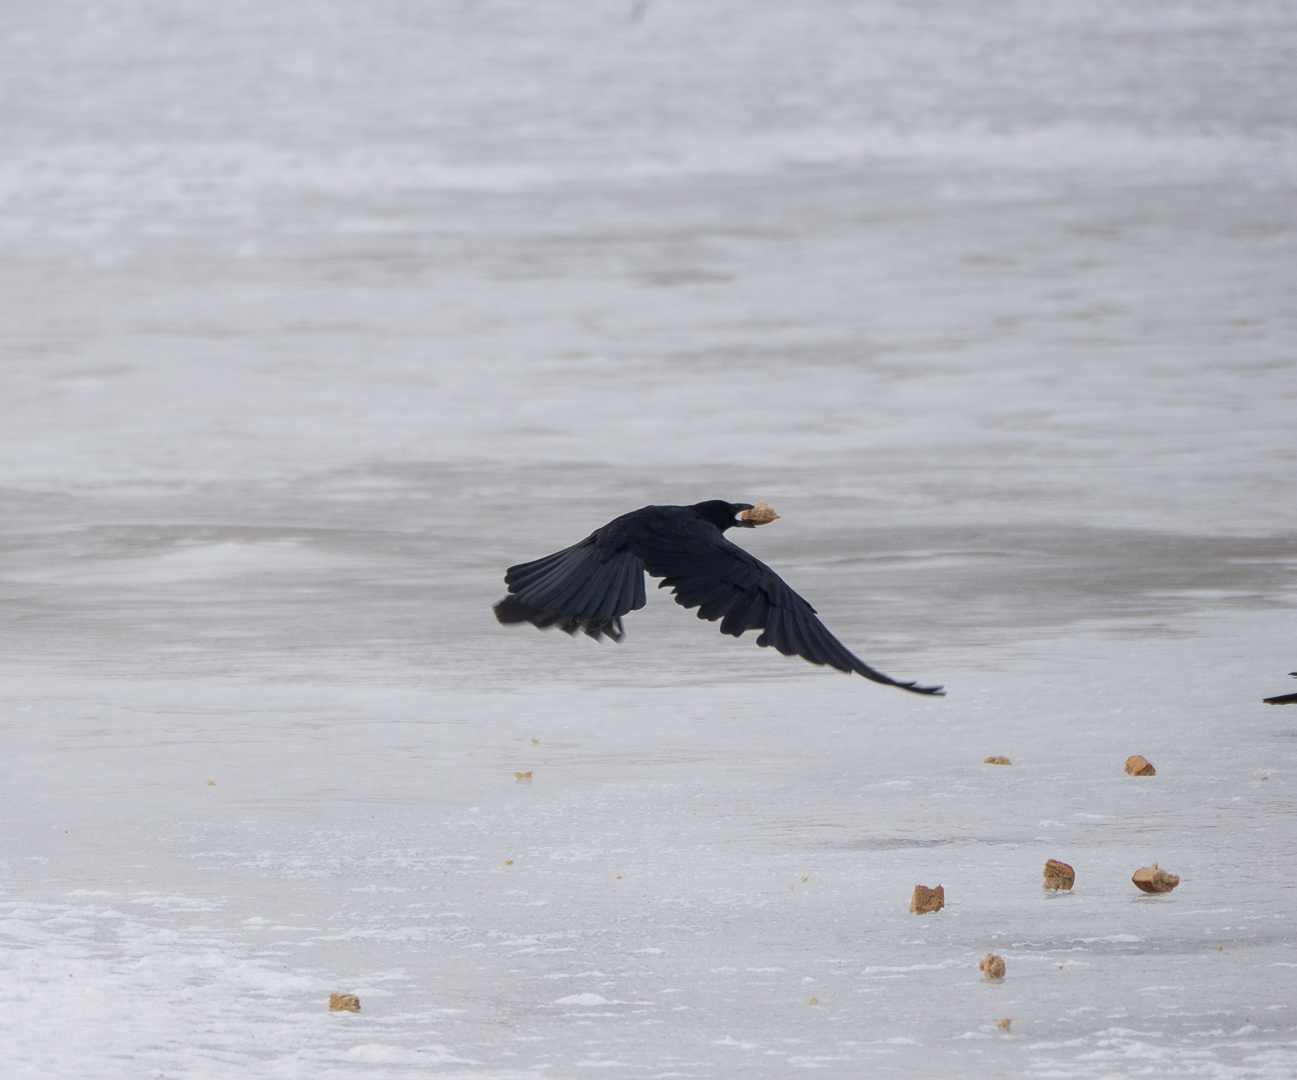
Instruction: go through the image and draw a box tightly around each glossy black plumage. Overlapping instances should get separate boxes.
[493,500,944,696]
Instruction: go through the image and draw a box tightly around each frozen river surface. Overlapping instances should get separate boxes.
[1,1,1295,1076]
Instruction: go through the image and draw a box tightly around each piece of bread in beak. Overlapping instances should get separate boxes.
[738,501,780,525]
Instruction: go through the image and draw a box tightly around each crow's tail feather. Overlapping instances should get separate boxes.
[493,595,626,642]
[496,540,644,642]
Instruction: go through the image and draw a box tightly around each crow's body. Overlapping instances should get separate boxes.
[493,500,943,696]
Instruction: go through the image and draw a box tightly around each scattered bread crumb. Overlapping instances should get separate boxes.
[808,997,818,1005]
[1043,859,1075,891]
[328,993,360,1012]
[530,738,538,743]
[514,771,532,779]
[979,953,1005,979]
[616,875,622,879]
[205,780,215,786]
[910,884,944,914]
[503,859,513,865]
[1217,944,1223,951]
[1132,863,1179,893]
[801,876,808,882]
[738,501,780,525]
[984,756,1011,765]
[997,1018,1011,1030]
[1125,755,1156,776]
[1261,775,1268,781]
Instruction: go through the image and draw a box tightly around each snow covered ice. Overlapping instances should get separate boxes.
[1,1,1295,1076]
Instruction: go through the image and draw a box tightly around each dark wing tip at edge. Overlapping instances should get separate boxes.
[852,664,944,696]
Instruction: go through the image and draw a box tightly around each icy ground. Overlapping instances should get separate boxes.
[1,1,1296,1076]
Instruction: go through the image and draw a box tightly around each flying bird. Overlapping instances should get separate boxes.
[1264,673,1297,705]
[493,500,943,696]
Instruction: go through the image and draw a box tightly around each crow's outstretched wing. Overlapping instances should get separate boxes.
[494,533,647,641]
[627,523,944,696]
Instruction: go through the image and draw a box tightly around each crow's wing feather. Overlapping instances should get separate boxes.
[629,528,944,695]
[495,534,646,641]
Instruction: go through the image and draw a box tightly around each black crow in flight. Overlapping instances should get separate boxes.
[1264,673,1297,705]
[493,500,944,696]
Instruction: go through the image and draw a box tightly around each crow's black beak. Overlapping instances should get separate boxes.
[733,503,756,528]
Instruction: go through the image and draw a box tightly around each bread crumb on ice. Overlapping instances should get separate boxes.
[1132,863,1179,893]
[1043,859,1075,890]
[910,884,944,914]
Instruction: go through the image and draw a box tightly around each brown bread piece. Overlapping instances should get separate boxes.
[1125,755,1156,776]
[328,993,361,1012]
[910,884,944,914]
[979,953,1006,979]
[737,501,780,525]
[1132,863,1179,894]
[984,755,1011,765]
[1043,859,1075,890]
